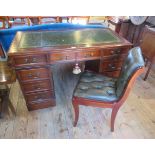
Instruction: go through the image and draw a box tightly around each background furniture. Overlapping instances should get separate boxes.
[0,44,16,117]
[72,47,145,131]
[8,27,131,111]
[7,16,31,28]
[108,17,155,47]
[38,16,60,24]
[69,16,90,24]
[0,16,9,29]
[140,26,155,80]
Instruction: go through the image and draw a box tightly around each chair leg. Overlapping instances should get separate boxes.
[73,102,79,127]
[111,106,120,132]
[144,61,153,81]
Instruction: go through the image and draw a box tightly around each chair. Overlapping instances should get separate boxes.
[0,16,9,29]
[69,16,90,24]
[0,44,16,118]
[7,16,31,28]
[140,26,155,80]
[72,47,145,131]
[38,16,60,24]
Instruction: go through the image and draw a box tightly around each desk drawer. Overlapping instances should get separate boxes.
[27,98,56,111]
[17,67,50,81]
[22,79,53,93]
[103,48,128,57]
[77,50,100,60]
[25,91,54,102]
[102,61,123,71]
[50,52,75,62]
[14,54,47,66]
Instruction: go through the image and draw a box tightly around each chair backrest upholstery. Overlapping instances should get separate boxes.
[116,47,145,97]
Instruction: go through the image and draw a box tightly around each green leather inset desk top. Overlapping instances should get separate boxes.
[18,29,121,49]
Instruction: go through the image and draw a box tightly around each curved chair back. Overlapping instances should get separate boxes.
[116,47,145,99]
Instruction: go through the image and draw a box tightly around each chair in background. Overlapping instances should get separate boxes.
[72,47,145,131]
[7,16,31,28]
[0,16,9,29]
[38,16,60,24]
[0,44,16,118]
[140,26,155,80]
[69,16,90,24]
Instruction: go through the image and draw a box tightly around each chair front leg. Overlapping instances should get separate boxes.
[72,101,79,127]
[111,105,120,132]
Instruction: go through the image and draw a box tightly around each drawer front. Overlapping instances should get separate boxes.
[22,79,53,93]
[102,61,123,71]
[14,55,47,66]
[27,98,56,111]
[103,48,128,57]
[17,68,50,81]
[77,50,100,60]
[25,91,54,102]
[50,52,75,62]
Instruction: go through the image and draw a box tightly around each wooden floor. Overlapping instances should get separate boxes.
[0,62,155,139]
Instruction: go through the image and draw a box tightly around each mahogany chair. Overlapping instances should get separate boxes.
[7,16,31,28]
[72,47,145,131]
[0,44,16,118]
[38,16,60,24]
[140,26,155,80]
[69,16,90,24]
[0,16,8,29]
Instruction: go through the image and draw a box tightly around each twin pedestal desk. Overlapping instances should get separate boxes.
[8,28,132,111]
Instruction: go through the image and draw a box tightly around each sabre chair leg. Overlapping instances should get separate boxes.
[111,106,120,132]
[73,102,79,127]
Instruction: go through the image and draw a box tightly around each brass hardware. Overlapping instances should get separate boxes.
[108,64,116,69]
[111,51,114,54]
[65,55,69,60]
[32,57,37,63]
[27,72,40,78]
[33,73,40,78]
[27,73,33,78]
[24,58,29,63]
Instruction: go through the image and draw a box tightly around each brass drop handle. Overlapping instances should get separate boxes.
[111,50,120,54]
[108,64,116,69]
[27,73,33,78]
[32,57,37,63]
[85,52,94,57]
[27,72,40,78]
[34,95,42,100]
[24,58,29,63]
[33,84,42,90]
[65,55,69,60]
[111,51,114,54]
[116,50,121,54]
[33,72,40,78]
[34,94,45,100]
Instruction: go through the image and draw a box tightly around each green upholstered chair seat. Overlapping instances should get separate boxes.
[73,47,145,102]
[74,71,118,102]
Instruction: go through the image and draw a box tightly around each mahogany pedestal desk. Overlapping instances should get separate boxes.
[8,28,132,111]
